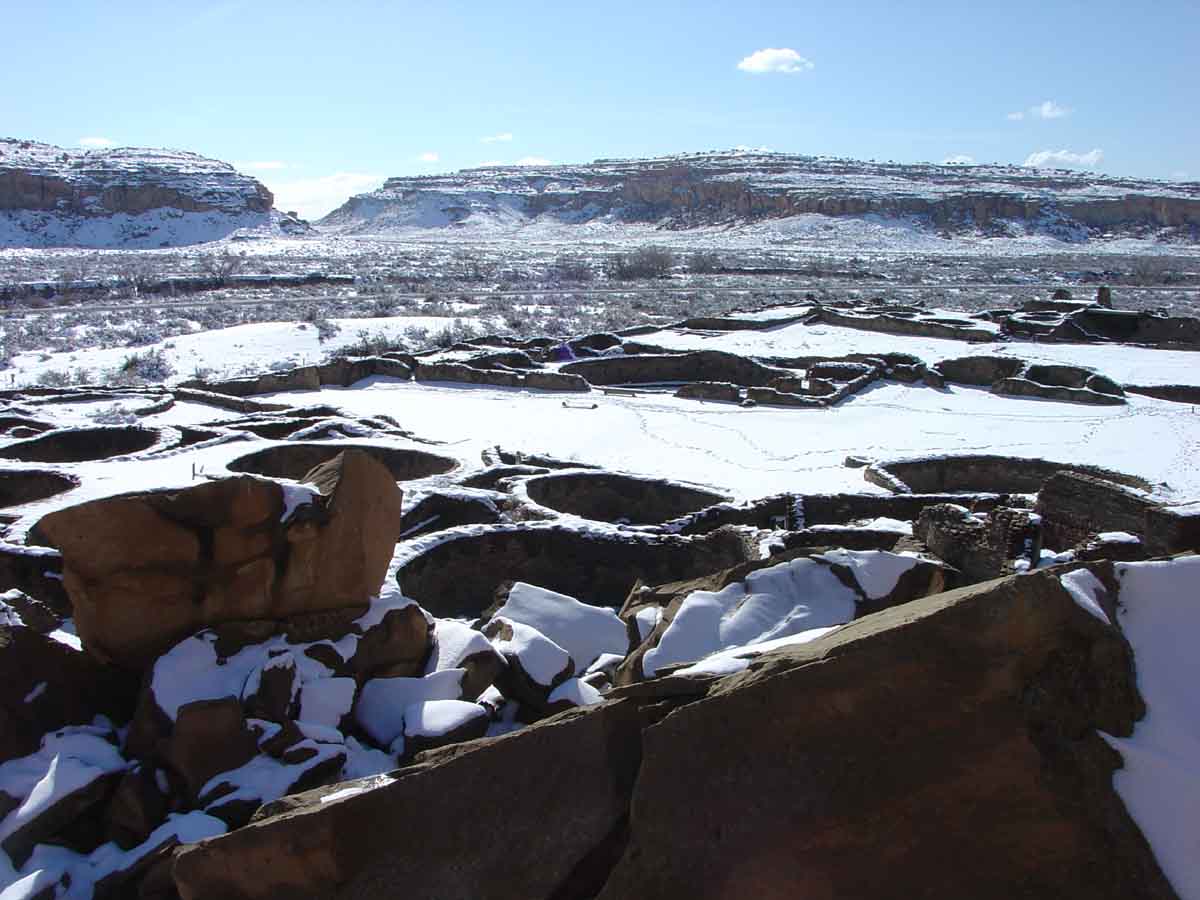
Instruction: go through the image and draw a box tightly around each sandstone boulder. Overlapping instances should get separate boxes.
[0,727,128,867]
[348,602,432,681]
[596,564,1172,900]
[424,618,505,700]
[482,617,575,713]
[105,767,171,849]
[0,543,70,613]
[401,699,490,756]
[35,450,404,667]
[161,698,260,803]
[0,616,137,764]
[290,450,404,612]
[172,700,642,900]
[617,548,952,684]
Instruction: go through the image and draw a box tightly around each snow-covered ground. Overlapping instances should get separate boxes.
[2,315,1198,541]
[4,315,498,387]
[1,306,1199,897]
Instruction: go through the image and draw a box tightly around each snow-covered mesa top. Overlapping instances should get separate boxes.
[320,149,1200,234]
[0,137,286,249]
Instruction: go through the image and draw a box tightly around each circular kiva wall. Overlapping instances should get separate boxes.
[524,472,727,525]
[227,443,458,482]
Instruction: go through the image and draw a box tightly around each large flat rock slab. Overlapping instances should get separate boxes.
[597,564,1174,900]
[172,700,642,899]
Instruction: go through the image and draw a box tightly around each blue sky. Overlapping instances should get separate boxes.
[4,0,1196,218]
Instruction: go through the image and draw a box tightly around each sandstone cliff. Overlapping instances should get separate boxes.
[0,138,293,248]
[319,150,1200,240]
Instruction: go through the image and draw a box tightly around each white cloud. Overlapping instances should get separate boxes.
[481,132,513,144]
[1022,148,1103,169]
[260,171,385,221]
[477,160,505,167]
[736,48,814,75]
[234,160,288,171]
[417,151,439,163]
[514,156,552,166]
[942,155,975,165]
[1008,100,1071,122]
[78,136,116,148]
[1032,99,1071,119]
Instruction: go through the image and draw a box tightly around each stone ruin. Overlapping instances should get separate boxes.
[0,305,1198,897]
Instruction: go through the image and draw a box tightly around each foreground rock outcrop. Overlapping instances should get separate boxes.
[597,563,1171,899]
[34,449,403,667]
[172,701,642,899]
[163,561,1184,899]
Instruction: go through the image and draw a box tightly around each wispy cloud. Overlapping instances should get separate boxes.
[78,136,116,148]
[1032,100,1071,119]
[481,132,513,144]
[942,154,975,165]
[234,160,288,171]
[260,171,385,221]
[416,151,440,163]
[736,48,814,75]
[1007,100,1072,121]
[514,156,552,166]
[1022,148,1103,169]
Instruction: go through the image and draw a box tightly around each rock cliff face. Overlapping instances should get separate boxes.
[0,138,290,248]
[320,150,1200,239]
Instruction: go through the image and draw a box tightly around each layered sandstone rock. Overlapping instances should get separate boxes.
[0,138,285,247]
[172,701,643,899]
[319,150,1200,237]
[34,449,403,667]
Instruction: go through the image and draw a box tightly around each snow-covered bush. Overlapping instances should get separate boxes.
[605,245,676,280]
[111,348,174,384]
[90,404,139,424]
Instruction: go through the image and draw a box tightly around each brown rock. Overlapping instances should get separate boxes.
[483,617,574,712]
[0,542,70,614]
[456,648,506,701]
[291,450,404,611]
[2,766,122,867]
[596,565,1171,900]
[349,603,432,681]
[403,701,490,756]
[172,700,643,900]
[161,698,259,802]
[34,451,404,668]
[201,746,347,830]
[0,588,61,633]
[106,767,170,850]
[241,653,299,722]
[0,623,137,765]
